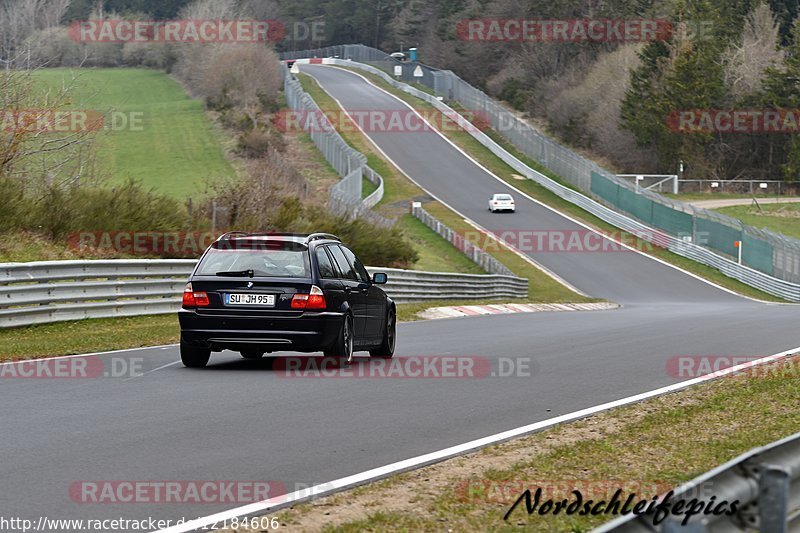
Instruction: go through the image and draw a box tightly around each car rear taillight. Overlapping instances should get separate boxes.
[291,285,326,310]
[182,283,210,308]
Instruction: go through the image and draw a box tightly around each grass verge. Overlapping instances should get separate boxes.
[715,203,800,241]
[396,215,483,275]
[0,231,142,263]
[229,354,800,532]
[338,66,787,303]
[34,68,236,198]
[0,314,180,361]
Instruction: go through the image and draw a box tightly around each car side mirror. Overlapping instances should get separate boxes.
[372,272,388,284]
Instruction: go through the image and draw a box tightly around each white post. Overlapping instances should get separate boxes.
[736,241,742,265]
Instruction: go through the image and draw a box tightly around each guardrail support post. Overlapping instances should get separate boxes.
[759,465,790,533]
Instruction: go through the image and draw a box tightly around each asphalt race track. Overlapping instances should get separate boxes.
[2,65,800,530]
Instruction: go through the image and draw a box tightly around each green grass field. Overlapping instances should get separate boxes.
[34,68,235,198]
[715,203,800,240]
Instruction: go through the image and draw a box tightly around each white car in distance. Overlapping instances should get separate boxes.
[489,193,515,213]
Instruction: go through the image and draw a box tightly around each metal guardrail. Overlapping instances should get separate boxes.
[362,166,385,209]
[411,203,517,277]
[375,267,527,303]
[596,431,800,532]
[0,260,528,328]
[310,57,800,302]
[0,260,193,328]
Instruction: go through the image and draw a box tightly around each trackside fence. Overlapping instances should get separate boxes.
[597,430,800,532]
[281,62,390,227]
[0,260,528,328]
[281,47,800,300]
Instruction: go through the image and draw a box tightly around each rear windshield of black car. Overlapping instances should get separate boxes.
[196,241,311,278]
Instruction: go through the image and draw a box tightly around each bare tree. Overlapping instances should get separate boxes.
[1,67,98,184]
[239,0,279,20]
[0,0,72,63]
[179,0,240,21]
[543,44,656,170]
[39,0,71,29]
[722,3,783,101]
[199,44,281,127]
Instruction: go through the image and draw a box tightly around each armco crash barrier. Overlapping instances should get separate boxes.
[0,260,528,328]
[280,46,800,300]
[596,430,800,532]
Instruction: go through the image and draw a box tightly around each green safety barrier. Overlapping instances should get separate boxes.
[742,233,774,275]
[590,172,776,275]
[652,202,693,236]
[696,217,742,258]
[590,171,619,204]
[618,186,654,224]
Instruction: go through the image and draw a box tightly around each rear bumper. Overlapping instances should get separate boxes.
[179,309,343,353]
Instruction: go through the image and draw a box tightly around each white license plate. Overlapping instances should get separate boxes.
[225,293,275,306]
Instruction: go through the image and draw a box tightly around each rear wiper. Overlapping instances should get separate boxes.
[215,269,254,277]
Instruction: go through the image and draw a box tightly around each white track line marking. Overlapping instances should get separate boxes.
[155,345,800,533]
[313,64,784,305]
[124,360,182,381]
[0,344,178,367]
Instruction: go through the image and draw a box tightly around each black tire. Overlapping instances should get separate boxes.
[240,350,264,360]
[326,314,354,365]
[370,306,396,358]
[180,339,210,368]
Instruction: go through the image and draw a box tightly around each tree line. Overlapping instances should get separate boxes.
[3,0,800,181]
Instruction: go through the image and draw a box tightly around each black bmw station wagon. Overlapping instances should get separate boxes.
[178,233,396,367]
